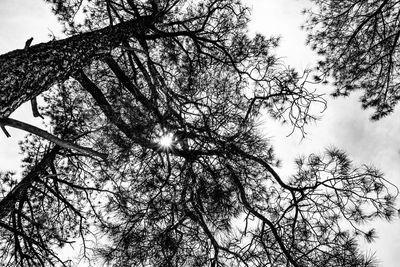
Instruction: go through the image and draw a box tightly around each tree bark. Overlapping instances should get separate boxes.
[0,16,153,118]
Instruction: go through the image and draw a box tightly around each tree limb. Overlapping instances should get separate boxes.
[0,147,59,220]
[0,16,155,118]
[0,118,107,159]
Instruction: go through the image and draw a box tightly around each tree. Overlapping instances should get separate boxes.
[304,0,400,120]
[0,0,397,266]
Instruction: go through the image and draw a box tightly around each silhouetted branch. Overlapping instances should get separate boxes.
[0,118,106,159]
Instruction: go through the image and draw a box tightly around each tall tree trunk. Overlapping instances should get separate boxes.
[0,16,153,118]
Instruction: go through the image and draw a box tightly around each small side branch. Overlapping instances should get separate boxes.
[23,37,44,119]
[0,118,107,159]
[0,124,11,137]
[30,97,44,119]
[226,164,300,267]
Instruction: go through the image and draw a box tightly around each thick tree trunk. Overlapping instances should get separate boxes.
[0,16,153,118]
[0,17,155,221]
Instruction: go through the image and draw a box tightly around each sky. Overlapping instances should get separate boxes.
[0,0,399,266]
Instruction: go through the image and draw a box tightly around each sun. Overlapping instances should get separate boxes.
[157,132,174,149]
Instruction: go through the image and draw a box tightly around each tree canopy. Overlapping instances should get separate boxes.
[305,0,400,120]
[0,0,398,266]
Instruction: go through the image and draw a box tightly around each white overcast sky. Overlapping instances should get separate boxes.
[0,0,399,266]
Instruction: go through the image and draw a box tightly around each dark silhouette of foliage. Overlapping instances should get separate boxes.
[0,0,397,266]
[305,0,400,120]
